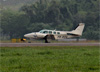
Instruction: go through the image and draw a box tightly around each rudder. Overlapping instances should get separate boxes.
[71,23,85,36]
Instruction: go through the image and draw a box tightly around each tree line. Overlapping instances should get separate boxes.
[0,0,99,40]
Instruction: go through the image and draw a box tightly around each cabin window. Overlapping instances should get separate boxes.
[49,31,52,34]
[53,32,56,34]
[67,33,72,35]
[57,32,60,34]
[43,31,48,34]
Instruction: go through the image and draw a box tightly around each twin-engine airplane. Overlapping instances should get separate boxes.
[24,23,85,43]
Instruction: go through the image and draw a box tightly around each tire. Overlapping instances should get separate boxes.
[45,35,52,43]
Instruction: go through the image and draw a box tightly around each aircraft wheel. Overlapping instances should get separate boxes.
[45,35,52,43]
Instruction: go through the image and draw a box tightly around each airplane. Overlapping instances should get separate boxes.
[23,23,85,43]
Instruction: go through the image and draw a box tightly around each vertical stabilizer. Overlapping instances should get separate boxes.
[71,23,85,36]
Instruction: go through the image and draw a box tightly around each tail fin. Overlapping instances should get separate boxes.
[71,23,85,36]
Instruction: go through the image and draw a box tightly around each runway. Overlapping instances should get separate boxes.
[0,43,99,47]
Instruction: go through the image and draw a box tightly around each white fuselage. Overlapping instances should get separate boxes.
[24,30,79,40]
[24,23,85,40]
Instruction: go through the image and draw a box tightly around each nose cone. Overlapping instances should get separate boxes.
[24,34,30,38]
[24,33,37,38]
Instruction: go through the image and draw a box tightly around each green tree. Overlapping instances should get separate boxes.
[1,10,30,38]
[1,0,99,40]
[27,23,51,32]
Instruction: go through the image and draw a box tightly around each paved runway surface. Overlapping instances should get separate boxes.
[0,43,99,47]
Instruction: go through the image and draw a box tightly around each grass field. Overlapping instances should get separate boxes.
[0,46,99,72]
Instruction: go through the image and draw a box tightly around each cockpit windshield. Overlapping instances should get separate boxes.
[39,30,44,33]
[39,30,48,34]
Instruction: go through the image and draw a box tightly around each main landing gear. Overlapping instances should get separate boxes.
[44,35,55,43]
